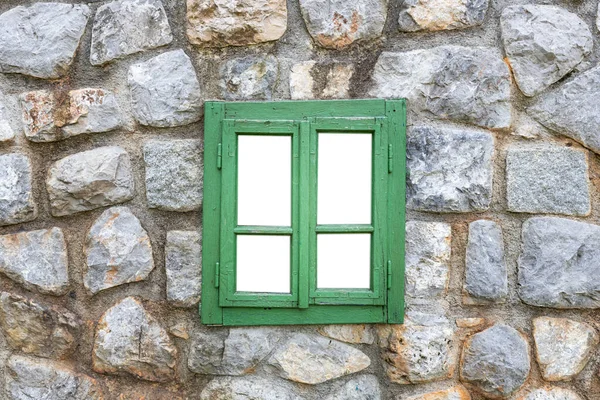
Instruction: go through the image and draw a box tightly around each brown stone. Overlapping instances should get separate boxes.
[407,385,472,400]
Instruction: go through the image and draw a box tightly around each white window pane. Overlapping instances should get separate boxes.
[317,234,371,289]
[318,133,372,224]
[238,135,291,226]
[236,235,290,293]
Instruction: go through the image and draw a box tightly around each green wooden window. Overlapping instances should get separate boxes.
[202,99,406,326]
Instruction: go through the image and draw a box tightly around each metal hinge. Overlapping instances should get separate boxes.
[388,144,393,173]
[387,260,392,289]
[215,262,220,288]
[217,143,222,169]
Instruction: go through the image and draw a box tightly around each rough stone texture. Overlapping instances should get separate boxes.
[0,3,90,79]
[221,56,279,101]
[268,333,370,384]
[128,49,202,127]
[370,46,511,129]
[0,98,14,142]
[407,385,472,400]
[166,231,202,307]
[0,292,80,359]
[189,327,283,375]
[186,0,287,47]
[464,220,507,303]
[506,147,590,216]
[377,311,456,384]
[322,64,354,99]
[518,217,600,309]
[0,153,37,227]
[6,355,104,400]
[289,61,353,100]
[518,387,583,400]
[93,297,177,382]
[318,324,375,344]
[290,61,316,100]
[460,324,530,398]
[0,228,69,296]
[144,140,203,212]
[405,221,452,298]
[407,126,494,213]
[299,0,388,49]
[20,89,123,142]
[84,207,154,295]
[325,375,381,400]
[90,0,173,66]
[533,317,599,381]
[500,5,592,97]
[399,0,489,32]
[46,146,135,217]
[529,66,600,155]
[199,376,302,400]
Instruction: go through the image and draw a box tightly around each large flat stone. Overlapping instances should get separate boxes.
[399,0,489,32]
[377,311,456,384]
[464,220,507,303]
[6,355,104,400]
[199,376,303,400]
[529,66,600,155]
[299,0,388,49]
[186,0,287,47]
[46,146,135,217]
[93,297,177,382]
[128,49,202,127]
[461,324,530,397]
[20,89,123,142]
[533,317,598,381]
[371,46,511,129]
[518,217,600,308]
[90,0,173,65]
[317,324,374,344]
[143,140,203,211]
[506,147,590,216]
[268,333,370,384]
[84,207,154,294]
[0,228,69,296]
[501,5,592,97]
[0,292,80,359]
[0,3,90,79]
[0,153,37,227]
[221,56,279,101]
[405,221,452,298]
[407,126,494,213]
[325,375,381,400]
[166,231,202,307]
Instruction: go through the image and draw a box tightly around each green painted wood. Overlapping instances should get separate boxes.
[201,102,224,324]
[201,99,406,326]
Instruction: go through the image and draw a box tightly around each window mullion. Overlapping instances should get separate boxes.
[298,120,311,308]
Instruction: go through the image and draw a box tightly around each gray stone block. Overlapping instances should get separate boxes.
[166,231,202,307]
[90,0,173,66]
[518,217,600,308]
[501,5,592,97]
[325,375,381,400]
[0,153,37,227]
[200,376,303,400]
[521,387,583,400]
[529,66,600,155]
[299,0,388,49]
[221,56,279,101]
[506,147,590,216]
[128,50,202,127]
[464,220,507,303]
[399,0,489,32]
[371,46,511,129]
[0,228,69,296]
[0,99,14,142]
[407,126,494,213]
[461,324,530,397]
[46,146,135,217]
[84,207,154,295]
[0,3,90,79]
[143,140,203,211]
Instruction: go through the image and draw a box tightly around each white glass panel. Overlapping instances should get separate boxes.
[318,133,372,224]
[236,235,290,293]
[317,234,371,289]
[238,135,291,226]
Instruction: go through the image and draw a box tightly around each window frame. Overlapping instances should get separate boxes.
[202,99,406,326]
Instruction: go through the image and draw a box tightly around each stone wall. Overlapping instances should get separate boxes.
[0,0,599,399]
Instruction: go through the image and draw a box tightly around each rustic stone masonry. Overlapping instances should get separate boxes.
[0,0,599,399]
